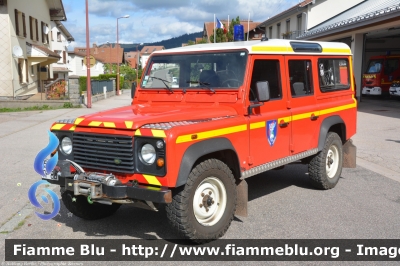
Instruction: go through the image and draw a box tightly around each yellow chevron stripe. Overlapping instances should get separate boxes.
[74,118,84,125]
[103,122,116,128]
[88,121,102,127]
[151,129,166,138]
[125,121,133,129]
[51,124,65,130]
[176,124,247,144]
[69,125,76,131]
[135,129,142,136]
[142,174,161,187]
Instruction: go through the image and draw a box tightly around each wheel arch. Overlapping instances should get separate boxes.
[175,138,241,187]
[318,115,346,151]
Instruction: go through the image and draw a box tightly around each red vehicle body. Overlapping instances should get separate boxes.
[46,40,357,242]
[362,55,400,95]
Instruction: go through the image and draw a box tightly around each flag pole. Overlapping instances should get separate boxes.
[228,15,229,30]
[247,13,250,41]
[214,14,216,43]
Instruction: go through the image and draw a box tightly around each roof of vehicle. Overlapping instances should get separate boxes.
[152,39,352,56]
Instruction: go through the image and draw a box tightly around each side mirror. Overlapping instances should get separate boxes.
[131,82,137,99]
[256,81,270,102]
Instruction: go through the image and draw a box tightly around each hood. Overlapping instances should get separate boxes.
[75,104,238,130]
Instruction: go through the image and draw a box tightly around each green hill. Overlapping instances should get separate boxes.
[105,31,203,52]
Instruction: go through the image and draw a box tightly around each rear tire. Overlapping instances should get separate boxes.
[61,190,121,220]
[308,132,343,189]
[166,159,237,243]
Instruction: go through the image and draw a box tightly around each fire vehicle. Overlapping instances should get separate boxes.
[362,55,400,95]
[46,39,357,242]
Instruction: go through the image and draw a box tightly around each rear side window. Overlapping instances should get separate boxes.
[318,59,350,92]
[288,60,313,97]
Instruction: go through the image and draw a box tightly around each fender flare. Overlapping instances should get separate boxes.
[175,138,239,187]
[318,115,346,151]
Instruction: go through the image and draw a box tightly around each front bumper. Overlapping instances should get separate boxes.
[362,87,381,95]
[389,87,400,97]
[43,161,172,204]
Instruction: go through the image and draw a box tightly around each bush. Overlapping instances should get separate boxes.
[63,102,74,108]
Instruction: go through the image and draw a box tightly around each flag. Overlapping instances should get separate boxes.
[216,18,227,34]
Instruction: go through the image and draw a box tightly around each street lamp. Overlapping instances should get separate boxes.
[116,14,129,95]
[136,42,143,86]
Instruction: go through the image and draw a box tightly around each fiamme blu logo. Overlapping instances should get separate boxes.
[29,131,60,220]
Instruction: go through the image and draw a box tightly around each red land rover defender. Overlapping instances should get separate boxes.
[46,39,357,242]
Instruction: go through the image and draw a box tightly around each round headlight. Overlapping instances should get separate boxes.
[61,137,72,155]
[140,144,156,164]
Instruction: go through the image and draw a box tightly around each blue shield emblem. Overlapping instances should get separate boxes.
[266,120,277,146]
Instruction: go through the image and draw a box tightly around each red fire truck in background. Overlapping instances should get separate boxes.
[362,55,400,96]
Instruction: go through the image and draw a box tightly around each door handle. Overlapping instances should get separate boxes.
[310,114,319,121]
[279,121,289,128]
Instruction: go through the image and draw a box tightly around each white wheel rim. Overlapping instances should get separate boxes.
[193,177,227,226]
[326,145,339,178]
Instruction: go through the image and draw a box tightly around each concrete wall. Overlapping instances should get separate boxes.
[0,100,69,108]
[307,0,364,29]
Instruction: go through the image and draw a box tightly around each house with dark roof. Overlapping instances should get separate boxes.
[140,46,165,68]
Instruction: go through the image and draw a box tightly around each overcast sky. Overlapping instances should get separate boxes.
[62,0,300,49]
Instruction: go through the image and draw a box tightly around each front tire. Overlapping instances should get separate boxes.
[308,132,343,189]
[166,159,237,243]
[61,190,121,220]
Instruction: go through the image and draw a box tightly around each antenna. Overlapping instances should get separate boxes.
[12,46,23,57]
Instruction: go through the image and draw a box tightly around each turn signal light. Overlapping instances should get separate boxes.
[157,158,165,167]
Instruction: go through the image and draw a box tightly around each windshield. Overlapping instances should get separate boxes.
[366,60,383,74]
[141,51,248,90]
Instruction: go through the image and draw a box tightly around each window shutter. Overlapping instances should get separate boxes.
[15,9,19,36]
[35,19,39,41]
[22,13,26,37]
[63,51,66,64]
[25,59,28,82]
[18,61,22,83]
[29,16,33,39]
[46,24,49,43]
[41,21,44,43]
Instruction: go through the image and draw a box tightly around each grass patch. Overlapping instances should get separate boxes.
[0,103,80,113]
[0,231,8,234]
[14,220,25,231]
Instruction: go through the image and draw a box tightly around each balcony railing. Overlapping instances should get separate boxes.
[282,30,305,40]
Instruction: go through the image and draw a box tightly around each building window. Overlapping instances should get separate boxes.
[41,21,49,44]
[286,19,290,33]
[25,59,28,82]
[276,23,281,39]
[297,14,302,32]
[18,59,28,83]
[29,17,39,41]
[57,32,62,42]
[288,60,313,97]
[14,9,26,37]
[269,27,272,39]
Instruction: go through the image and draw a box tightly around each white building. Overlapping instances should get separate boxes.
[68,51,105,77]
[0,0,68,97]
[49,20,74,82]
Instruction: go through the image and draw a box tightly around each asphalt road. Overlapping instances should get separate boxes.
[1,93,400,265]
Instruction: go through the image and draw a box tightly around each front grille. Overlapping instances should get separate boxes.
[73,132,134,173]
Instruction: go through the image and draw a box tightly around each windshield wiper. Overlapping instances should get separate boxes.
[151,77,173,93]
[199,82,215,93]
[186,81,215,93]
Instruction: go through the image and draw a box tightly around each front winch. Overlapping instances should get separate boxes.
[73,173,122,199]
